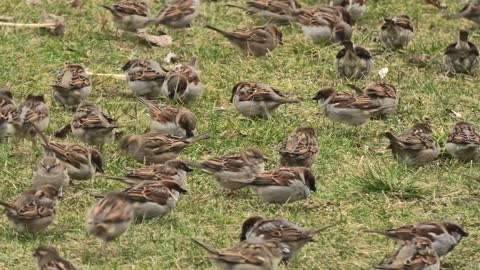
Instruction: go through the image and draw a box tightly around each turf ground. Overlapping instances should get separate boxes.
[0,0,479,269]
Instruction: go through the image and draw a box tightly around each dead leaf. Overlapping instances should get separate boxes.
[447,109,462,119]
[136,30,172,47]
[68,0,82,8]
[26,0,41,6]
[0,16,15,22]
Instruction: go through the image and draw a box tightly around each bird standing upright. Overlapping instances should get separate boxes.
[444,30,479,75]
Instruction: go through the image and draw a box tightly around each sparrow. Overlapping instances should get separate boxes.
[336,41,373,79]
[114,179,188,220]
[279,127,318,168]
[187,148,268,190]
[155,0,201,28]
[205,25,283,57]
[240,216,335,261]
[138,97,196,138]
[108,160,192,186]
[312,88,382,126]
[0,185,58,233]
[445,1,480,25]
[384,123,440,165]
[192,239,286,270]
[123,59,169,99]
[41,140,104,180]
[12,94,49,141]
[102,0,155,32]
[375,237,440,270]
[33,246,77,270]
[0,90,16,141]
[86,192,134,243]
[71,102,117,148]
[32,152,70,197]
[248,167,317,204]
[160,58,202,102]
[231,81,299,118]
[380,15,414,50]
[226,0,301,25]
[364,221,468,257]
[443,30,479,75]
[347,82,398,118]
[293,5,353,44]
[52,64,92,108]
[119,132,209,164]
[330,0,367,21]
[445,122,480,161]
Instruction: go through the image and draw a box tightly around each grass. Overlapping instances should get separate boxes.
[1,0,480,269]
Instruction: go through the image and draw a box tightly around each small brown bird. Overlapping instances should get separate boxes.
[375,237,440,270]
[33,246,77,270]
[331,0,367,21]
[336,41,373,79]
[443,30,479,75]
[0,185,58,233]
[109,160,192,186]
[71,102,117,148]
[30,124,70,196]
[312,88,381,126]
[279,127,318,168]
[52,64,92,108]
[13,94,49,141]
[226,0,301,25]
[160,58,202,102]
[155,0,201,28]
[240,216,334,261]
[32,152,70,197]
[123,59,169,99]
[115,179,188,220]
[248,167,317,204]
[384,123,440,165]
[119,133,209,164]
[293,5,353,44]
[193,239,286,270]
[41,141,104,180]
[347,82,398,118]
[138,97,196,138]
[0,90,16,141]
[102,0,155,32]
[206,25,283,57]
[364,221,468,257]
[231,81,299,118]
[187,148,268,190]
[86,192,134,244]
[380,15,414,50]
[446,122,480,161]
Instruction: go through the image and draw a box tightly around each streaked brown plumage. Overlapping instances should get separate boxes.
[33,246,77,270]
[193,239,286,270]
[0,185,58,233]
[86,192,134,243]
[231,81,299,118]
[206,25,283,57]
[279,127,318,168]
[446,121,480,161]
[52,64,91,107]
[384,123,440,165]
